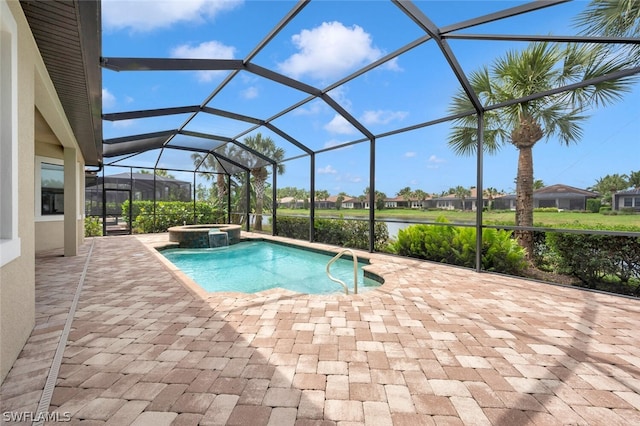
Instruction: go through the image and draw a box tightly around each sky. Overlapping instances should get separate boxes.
[101,0,640,198]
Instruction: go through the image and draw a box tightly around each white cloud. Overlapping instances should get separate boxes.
[102,88,116,109]
[404,151,417,158]
[112,120,135,129]
[383,57,403,72]
[170,41,236,82]
[318,165,338,174]
[324,114,356,135]
[293,100,325,116]
[102,0,243,32]
[277,21,382,81]
[428,154,446,169]
[241,86,259,99]
[360,110,408,126]
[323,139,342,149]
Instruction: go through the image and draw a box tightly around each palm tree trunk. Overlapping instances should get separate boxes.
[253,175,265,231]
[515,145,535,260]
[216,174,226,215]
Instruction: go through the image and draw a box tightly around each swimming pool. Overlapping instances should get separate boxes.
[160,240,382,295]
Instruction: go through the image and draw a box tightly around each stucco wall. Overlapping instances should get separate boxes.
[1,0,37,383]
[1,0,85,383]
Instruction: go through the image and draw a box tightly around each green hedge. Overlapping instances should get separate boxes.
[275,216,389,251]
[122,200,224,233]
[586,199,601,213]
[390,218,526,275]
[546,232,640,293]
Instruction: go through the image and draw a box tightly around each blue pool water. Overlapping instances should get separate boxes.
[161,240,381,295]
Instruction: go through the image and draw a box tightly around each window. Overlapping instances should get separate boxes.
[0,1,20,267]
[623,197,633,207]
[41,162,64,215]
[635,197,640,207]
[36,157,64,220]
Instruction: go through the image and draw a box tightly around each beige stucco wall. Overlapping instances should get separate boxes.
[1,0,86,383]
[1,0,38,383]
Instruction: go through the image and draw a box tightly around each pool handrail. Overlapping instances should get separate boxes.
[326,249,358,295]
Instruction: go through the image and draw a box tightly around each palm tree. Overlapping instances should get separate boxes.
[191,153,227,206]
[315,189,330,209]
[484,187,499,210]
[454,186,472,210]
[242,133,285,231]
[413,189,428,209]
[589,173,630,205]
[575,0,640,66]
[447,42,636,259]
[628,170,640,189]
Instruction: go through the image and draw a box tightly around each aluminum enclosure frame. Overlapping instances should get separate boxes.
[99,0,640,262]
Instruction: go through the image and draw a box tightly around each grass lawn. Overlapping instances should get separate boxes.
[275,208,640,230]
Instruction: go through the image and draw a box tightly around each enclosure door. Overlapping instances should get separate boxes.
[104,189,132,235]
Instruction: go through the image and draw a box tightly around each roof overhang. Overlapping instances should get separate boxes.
[21,0,103,166]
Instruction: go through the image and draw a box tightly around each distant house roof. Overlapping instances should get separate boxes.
[433,188,479,201]
[533,184,598,199]
[614,188,640,196]
[498,184,599,200]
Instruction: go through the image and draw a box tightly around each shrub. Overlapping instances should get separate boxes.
[599,206,612,213]
[123,200,224,233]
[586,199,601,213]
[275,216,389,251]
[84,216,102,237]
[391,217,526,275]
[533,207,559,213]
[546,232,640,291]
[276,216,310,240]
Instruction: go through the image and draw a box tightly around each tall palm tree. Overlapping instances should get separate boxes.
[191,153,227,206]
[447,42,636,259]
[242,133,285,231]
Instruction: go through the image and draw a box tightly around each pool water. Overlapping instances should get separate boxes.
[161,240,381,295]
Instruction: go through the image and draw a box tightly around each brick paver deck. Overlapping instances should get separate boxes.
[1,233,639,425]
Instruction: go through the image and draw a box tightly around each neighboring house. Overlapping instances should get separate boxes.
[341,196,363,209]
[278,196,306,209]
[315,195,338,209]
[432,188,488,211]
[384,196,432,209]
[0,1,101,383]
[612,189,640,211]
[85,172,192,216]
[494,184,599,211]
[384,196,409,209]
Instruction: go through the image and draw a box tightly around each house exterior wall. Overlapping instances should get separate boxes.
[1,0,85,384]
[1,0,37,383]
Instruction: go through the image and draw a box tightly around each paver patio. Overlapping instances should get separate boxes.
[1,233,639,425]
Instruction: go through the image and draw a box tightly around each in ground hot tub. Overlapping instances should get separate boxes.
[167,224,242,248]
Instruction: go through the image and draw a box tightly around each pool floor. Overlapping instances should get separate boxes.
[161,240,380,294]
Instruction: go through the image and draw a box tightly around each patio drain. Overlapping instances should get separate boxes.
[33,239,95,426]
